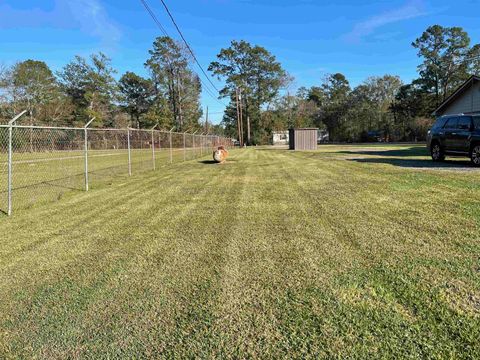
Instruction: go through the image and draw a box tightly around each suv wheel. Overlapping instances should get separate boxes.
[431,143,445,162]
[470,145,480,166]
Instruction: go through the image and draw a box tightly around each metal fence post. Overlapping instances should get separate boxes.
[7,126,13,216]
[192,134,195,158]
[152,131,156,170]
[84,117,95,191]
[169,127,174,164]
[7,110,27,216]
[192,130,198,159]
[127,128,132,176]
[183,132,186,161]
[151,124,158,170]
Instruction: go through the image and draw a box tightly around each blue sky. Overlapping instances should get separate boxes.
[1,0,479,123]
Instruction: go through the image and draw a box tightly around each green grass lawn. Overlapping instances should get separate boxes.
[0,147,204,213]
[1,144,480,358]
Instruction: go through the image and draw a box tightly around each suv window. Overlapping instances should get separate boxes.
[473,116,480,129]
[457,116,472,130]
[432,117,448,130]
[444,117,458,129]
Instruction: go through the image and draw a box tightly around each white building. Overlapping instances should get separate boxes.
[272,131,289,145]
[433,75,480,116]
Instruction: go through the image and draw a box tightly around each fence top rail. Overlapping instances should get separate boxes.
[0,123,229,139]
[88,128,130,132]
[0,124,84,131]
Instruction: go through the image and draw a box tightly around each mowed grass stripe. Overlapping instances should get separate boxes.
[278,149,480,292]
[0,161,204,264]
[1,152,246,357]
[0,146,479,358]
[267,149,480,357]
[0,152,240,278]
[208,149,365,357]
[212,148,480,358]
[277,148,479,256]
[0,148,201,212]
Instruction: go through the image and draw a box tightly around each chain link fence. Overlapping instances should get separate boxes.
[0,127,7,216]
[0,121,234,216]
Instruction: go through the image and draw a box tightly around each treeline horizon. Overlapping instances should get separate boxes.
[0,37,221,134]
[1,24,479,143]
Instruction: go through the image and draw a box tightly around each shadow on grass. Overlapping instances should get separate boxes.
[348,157,475,169]
[199,160,218,164]
[0,177,84,194]
[198,159,238,164]
[338,146,428,157]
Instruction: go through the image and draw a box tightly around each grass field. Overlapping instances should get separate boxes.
[1,144,480,358]
[0,147,204,213]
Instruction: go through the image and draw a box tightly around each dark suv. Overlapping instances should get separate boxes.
[426,114,480,166]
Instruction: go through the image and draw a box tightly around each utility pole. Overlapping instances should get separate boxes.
[204,105,208,132]
[287,91,292,127]
[244,90,251,146]
[235,88,241,146]
[238,87,244,147]
[247,115,251,145]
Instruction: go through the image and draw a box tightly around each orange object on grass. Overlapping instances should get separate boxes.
[213,146,229,163]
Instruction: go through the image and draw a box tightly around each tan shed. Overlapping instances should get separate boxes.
[289,128,318,150]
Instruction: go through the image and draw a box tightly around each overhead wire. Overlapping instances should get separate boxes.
[139,0,169,37]
[157,0,222,94]
[139,0,227,110]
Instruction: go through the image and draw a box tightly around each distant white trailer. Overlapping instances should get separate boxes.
[272,131,289,145]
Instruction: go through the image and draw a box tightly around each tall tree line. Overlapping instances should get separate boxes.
[1,25,479,142]
[209,40,290,145]
[0,37,204,131]
[212,25,480,144]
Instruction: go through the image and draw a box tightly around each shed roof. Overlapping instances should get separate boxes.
[289,128,318,130]
[433,75,480,116]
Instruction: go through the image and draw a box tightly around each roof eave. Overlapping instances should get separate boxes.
[432,75,480,116]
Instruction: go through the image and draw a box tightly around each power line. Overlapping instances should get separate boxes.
[157,0,222,94]
[198,76,228,107]
[139,0,227,108]
[139,0,169,37]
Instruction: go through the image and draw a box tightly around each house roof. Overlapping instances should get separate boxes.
[433,75,480,116]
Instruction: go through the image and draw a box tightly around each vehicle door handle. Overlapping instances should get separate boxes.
[451,133,457,135]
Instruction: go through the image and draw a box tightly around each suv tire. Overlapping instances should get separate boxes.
[431,143,445,162]
[470,144,480,166]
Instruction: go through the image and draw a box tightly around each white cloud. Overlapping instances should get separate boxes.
[64,0,122,46]
[345,0,428,43]
[0,0,121,47]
